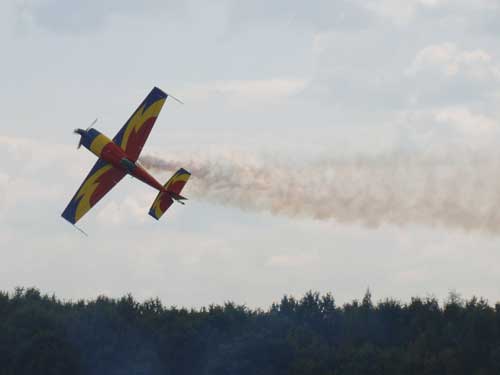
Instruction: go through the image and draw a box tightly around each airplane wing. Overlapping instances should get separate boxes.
[61,159,126,224]
[112,87,168,162]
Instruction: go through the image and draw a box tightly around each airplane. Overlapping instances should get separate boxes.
[61,87,190,229]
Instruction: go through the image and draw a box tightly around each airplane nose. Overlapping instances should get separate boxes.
[74,129,86,149]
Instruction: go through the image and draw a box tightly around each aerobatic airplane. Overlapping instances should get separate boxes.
[62,87,190,228]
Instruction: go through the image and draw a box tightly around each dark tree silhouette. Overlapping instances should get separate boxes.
[1,288,500,374]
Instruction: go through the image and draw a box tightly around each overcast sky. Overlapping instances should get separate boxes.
[2,0,500,307]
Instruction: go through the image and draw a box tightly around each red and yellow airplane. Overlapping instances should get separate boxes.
[62,87,190,226]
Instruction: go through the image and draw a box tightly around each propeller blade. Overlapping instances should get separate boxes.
[86,118,98,131]
[74,129,83,150]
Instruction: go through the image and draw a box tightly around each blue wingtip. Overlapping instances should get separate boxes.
[152,86,168,98]
[148,208,160,220]
[61,211,76,225]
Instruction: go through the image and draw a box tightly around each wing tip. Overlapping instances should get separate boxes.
[148,208,160,220]
[152,86,168,99]
[61,211,76,225]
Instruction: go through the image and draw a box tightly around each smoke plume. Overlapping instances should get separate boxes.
[140,152,500,233]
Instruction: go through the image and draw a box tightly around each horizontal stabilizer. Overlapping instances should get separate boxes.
[148,168,190,220]
[149,192,173,220]
[164,168,191,195]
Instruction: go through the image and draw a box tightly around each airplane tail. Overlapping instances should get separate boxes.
[149,168,191,220]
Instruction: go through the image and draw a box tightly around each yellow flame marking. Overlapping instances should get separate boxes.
[154,196,163,218]
[165,172,190,190]
[75,164,113,221]
[121,98,166,152]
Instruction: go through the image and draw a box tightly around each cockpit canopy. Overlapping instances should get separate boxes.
[120,158,136,173]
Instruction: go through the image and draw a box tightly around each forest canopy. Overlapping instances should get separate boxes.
[1,288,500,375]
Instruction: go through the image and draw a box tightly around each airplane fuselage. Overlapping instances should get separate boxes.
[76,128,165,192]
[63,86,190,226]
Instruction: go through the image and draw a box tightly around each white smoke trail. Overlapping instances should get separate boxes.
[140,152,500,233]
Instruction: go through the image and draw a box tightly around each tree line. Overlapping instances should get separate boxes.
[1,287,500,374]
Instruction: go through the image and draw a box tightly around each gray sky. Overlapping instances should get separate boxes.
[2,0,500,307]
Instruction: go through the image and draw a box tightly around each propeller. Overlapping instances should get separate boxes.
[74,129,83,150]
[75,118,98,149]
[88,118,98,129]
